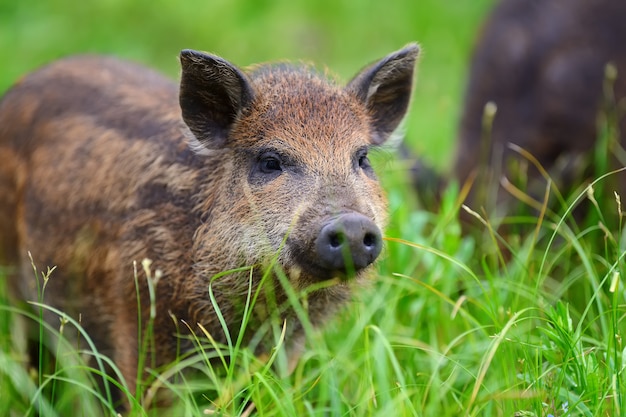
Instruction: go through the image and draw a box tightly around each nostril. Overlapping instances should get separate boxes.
[363,232,377,248]
[329,232,344,248]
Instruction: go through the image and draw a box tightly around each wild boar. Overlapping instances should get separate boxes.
[0,44,419,401]
[453,0,626,221]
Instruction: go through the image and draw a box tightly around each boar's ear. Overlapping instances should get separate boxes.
[346,43,419,145]
[179,49,254,149]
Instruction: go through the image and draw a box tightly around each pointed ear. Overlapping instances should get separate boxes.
[346,43,419,145]
[179,49,254,149]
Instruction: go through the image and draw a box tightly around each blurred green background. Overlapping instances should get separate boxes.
[0,0,494,173]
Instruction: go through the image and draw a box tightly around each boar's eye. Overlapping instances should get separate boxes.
[358,153,370,169]
[250,151,283,183]
[249,149,299,185]
[356,148,372,170]
[354,147,377,179]
[260,155,282,173]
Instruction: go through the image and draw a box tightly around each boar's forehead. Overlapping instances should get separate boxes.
[238,65,372,151]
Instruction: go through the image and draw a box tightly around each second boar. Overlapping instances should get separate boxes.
[454,0,626,220]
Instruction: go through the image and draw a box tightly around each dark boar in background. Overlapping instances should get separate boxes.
[0,45,418,399]
[419,0,626,222]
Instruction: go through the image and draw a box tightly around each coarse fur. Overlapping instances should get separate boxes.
[0,44,419,402]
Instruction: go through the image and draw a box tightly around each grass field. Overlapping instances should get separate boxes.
[1,1,626,416]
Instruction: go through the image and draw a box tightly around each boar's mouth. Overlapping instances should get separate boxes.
[288,212,383,282]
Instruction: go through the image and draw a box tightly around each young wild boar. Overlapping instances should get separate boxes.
[0,44,419,400]
[453,0,626,220]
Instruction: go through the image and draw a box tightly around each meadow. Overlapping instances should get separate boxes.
[1,0,625,416]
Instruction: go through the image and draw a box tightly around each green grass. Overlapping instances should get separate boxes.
[1,1,626,416]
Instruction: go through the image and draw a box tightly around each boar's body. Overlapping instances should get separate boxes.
[454,0,626,215]
[0,46,418,394]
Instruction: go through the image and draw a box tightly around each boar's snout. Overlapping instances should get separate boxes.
[314,213,382,274]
